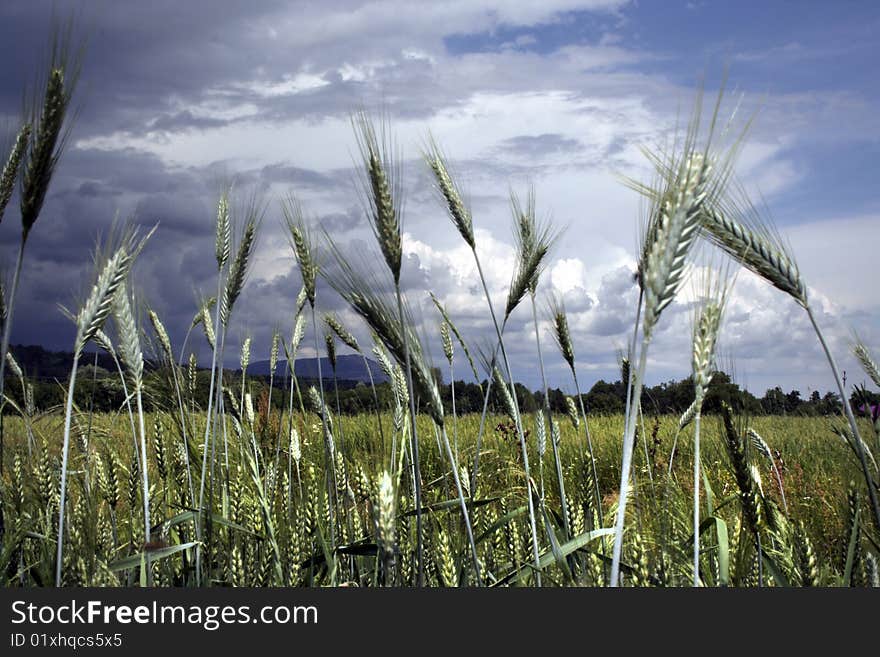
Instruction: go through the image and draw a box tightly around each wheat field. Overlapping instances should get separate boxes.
[1,21,879,589]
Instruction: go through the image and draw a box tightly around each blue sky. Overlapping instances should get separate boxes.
[0,0,878,397]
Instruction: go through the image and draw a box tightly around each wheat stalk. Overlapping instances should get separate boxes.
[324,314,358,351]
[325,252,443,427]
[506,189,558,319]
[325,238,482,582]
[612,88,744,585]
[112,282,152,583]
[427,139,543,584]
[701,203,806,306]
[376,470,396,582]
[747,427,788,513]
[429,292,481,385]
[20,53,78,239]
[349,113,429,583]
[0,27,82,475]
[283,196,340,549]
[197,193,261,584]
[688,268,730,586]
[283,198,318,308]
[546,293,604,536]
[702,188,880,532]
[57,225,149,586]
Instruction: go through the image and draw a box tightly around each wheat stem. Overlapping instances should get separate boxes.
[0,240,26,474]
[530,295,571,542]
[55,350,80,586]
[474,253,542,585]
[806,304,880,532]
[311,307,337,549]
[693,411,702,586]
[195,267,224,586]
[610,335,650,585]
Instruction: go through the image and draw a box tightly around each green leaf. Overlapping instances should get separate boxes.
[707,517,730,587]
[539,503,572,582]
[401,496,500,518]
[758,546,791,588]
[715,519,729,587]
[844,506,861,586]
[702,465,715,517]
[497,528,614,585]
[538,528,615,569]
[109,542,198,572]
[156,510,262,539]
[712,494,739,514]
[314,520,336,586]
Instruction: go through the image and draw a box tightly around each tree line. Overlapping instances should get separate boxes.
[5,358,877,420]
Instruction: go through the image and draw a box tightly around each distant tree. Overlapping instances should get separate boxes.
[761,386,786,414]
[3,354,854,419]
[820,391,842,415]
[584,379,625,414]
[785,389,802,414]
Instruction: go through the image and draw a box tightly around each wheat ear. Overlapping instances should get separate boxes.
[853,340,880,389]
[423,136,475,249]
[352,111,402,283]
[0,124,31,221]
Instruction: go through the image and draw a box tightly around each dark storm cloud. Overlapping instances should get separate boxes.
[0,1,470,142]
[149,110,235,133]
[0,0,374,362]
[259,164,338,191]
[0,136,346,361]
[0,1,292,134]
[316,208,362,233]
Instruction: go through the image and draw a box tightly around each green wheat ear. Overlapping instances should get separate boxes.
[220,199,262,328]
[352,111,402,283]
[700,190,807,306]
[0,124,30,222]
[853,339,880,388]
[424,135,475,249]
[323,237,445,428]
[430,292,481,386]
[283,196,318,307]
[21,23,83,240]
[325,313,360,351]
[505,187,558,319]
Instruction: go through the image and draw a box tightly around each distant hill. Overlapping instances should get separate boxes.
[8,344,122,380]
[248,354,388,384]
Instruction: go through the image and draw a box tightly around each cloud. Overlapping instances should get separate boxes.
[498,133,582,158]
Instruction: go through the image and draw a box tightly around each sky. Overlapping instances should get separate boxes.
[0,0,878,397]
